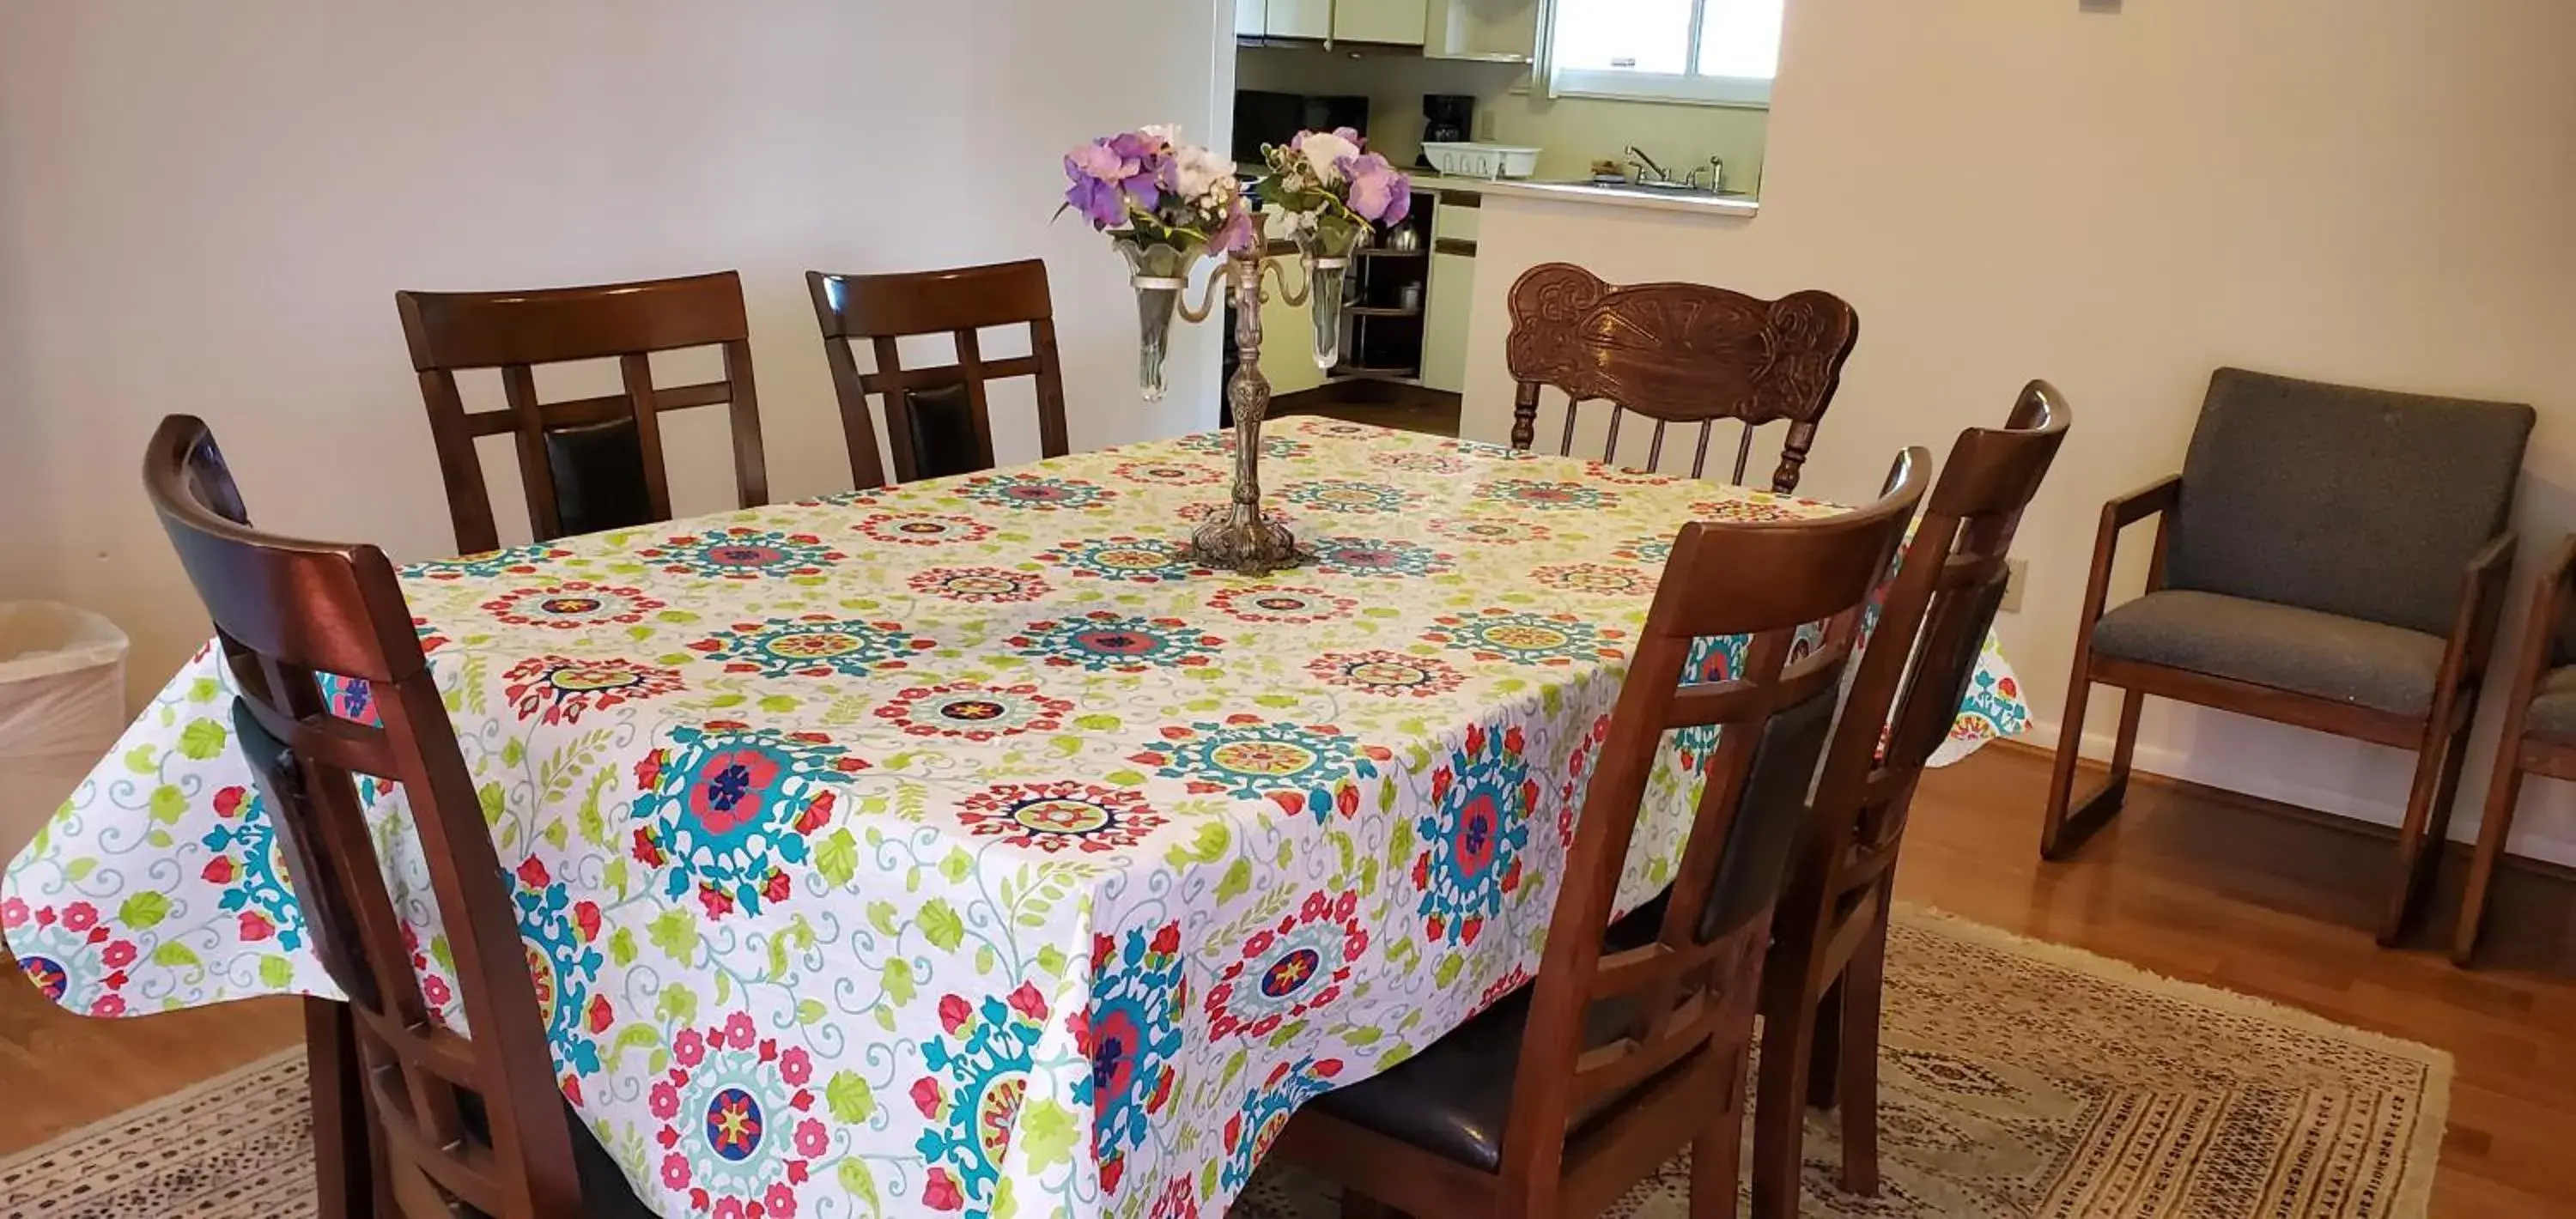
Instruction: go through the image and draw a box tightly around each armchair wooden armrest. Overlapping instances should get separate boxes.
[2453,531,2520,676]
[2077,474,2184,629]
[2103,473,2182,529]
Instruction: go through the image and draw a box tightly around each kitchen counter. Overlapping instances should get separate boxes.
[1467,177,1759,217]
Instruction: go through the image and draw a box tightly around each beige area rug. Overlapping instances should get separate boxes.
[0,909,2447,1218]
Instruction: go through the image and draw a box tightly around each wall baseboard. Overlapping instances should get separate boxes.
[2003,720,2576,873]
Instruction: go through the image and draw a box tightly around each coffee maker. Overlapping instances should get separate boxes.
[1419,94,1474,167]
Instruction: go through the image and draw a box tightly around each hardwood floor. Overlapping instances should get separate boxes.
[2,745,2571,1213]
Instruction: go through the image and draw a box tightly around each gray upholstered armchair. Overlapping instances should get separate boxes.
[2041,367,2534,943]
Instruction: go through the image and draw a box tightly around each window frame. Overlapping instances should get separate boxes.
[1546,0,1777,109]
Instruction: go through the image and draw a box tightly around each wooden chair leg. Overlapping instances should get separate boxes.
[1749,987,1816,1219]
[2382,713,2470,945]
[303,998,372,1219]
[2043,675,2142,861]
[2454,740,2527,966]
[1806,976,1844,1110]
[1692,1047,1752,1219]
[1837,902,1888,1198]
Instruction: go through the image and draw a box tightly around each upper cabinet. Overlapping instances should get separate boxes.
[1265,0,1333,39]
[1236,0,1266,36]
[1333,0,1429,45]
[1425,0,1542,61]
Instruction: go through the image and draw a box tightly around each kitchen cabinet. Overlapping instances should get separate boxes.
[1236,0,1266,36]
[1425,0,1541,61]
[1419,199,1479,393]
[1333,0,1428,45]
[1265,0,1332,39]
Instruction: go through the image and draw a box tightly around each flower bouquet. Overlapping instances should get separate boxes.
[1255,128,1413,369]
[1061,125,1254,400]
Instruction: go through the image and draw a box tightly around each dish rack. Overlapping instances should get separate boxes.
[1420,143,1540,180]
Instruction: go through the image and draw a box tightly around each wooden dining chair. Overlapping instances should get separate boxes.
[2454,533,2576,965]
[145,415,655,1219]
[1748,382,2070,1219]
[2040,368,2531,944]
[396,270,769,555]
[1502,262,1858,493]
[1268,447,1931,1219]
[806,259,1071,488]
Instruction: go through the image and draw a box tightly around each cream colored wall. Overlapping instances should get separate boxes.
[1461,0,2576,865]
[1236,47,1768,185]
[0,0,1230,706]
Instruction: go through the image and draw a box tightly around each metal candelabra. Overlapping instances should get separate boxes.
[1164,246,1329,576]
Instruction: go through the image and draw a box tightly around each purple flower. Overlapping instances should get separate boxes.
[1212,200,1257,255]
[1064,144,1134,228]
[1343,152,1413,225]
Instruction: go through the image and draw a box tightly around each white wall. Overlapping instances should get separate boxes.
[0,0,1231,702]
[1461,0,2576,864]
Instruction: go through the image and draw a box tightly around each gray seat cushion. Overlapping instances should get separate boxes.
[2525,666,2576,738]
[2165,367,2532,637]
[2092,591,2448,715]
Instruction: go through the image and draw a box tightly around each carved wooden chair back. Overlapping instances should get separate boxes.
[807,259,1071,488]
[1503,261,1859,494]
[1498,446,1928,1212]
[146,415,593,1218]
[396,270,769,555]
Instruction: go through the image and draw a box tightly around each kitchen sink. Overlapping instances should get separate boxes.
[1540,178,1749,199]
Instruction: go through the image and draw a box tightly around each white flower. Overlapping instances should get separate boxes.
[1298,131,1361,185]
[1174,144,1238,203]
[1140,124,1183,150]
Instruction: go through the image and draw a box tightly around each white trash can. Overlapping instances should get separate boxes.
[0,602,130,865]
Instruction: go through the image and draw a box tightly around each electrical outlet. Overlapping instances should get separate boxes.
[2002,557,2029,613]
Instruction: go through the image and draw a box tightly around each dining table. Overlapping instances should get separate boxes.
[2,416,2029,1219]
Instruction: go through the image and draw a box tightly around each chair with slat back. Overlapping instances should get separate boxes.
[1503,262,1859,494]
[396,270,769,555]
[1269,448,1930,1219]
[144,415,654,1219]
[1747,383,2069,1219]
[806,259,1071,488]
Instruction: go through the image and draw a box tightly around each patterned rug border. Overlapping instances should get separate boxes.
[1,1044,305,1171]
[1896,902,2452,1217]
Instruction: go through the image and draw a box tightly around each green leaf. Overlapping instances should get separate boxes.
[647,907,699,963]
[186,676,221,703]
[884,957,917,1005]
[144,828,173,849]
[938,849,973,883]
[1253,693,1297,707]
[826,1070,877,1124]
[1434,954,1464,988]
[1104,768,1148,787]
[1019,1098,1079,1169]
[709,693,747,709]
[576,775,610,846]
[63,858,95,882]
[797,998,826,1026]
[993,1178,1019,1219]
[148,785,188,824]
[1343,1023,1382,1046]
[118,891,170,929]
[816,829,860,888]
[1036,943,1067,979]
[1163,821,1230,868]
[259,955,294,988]
[540,821,568,850]
[918,900,964,950]
[714,970,732,1005]
[837,1159,881,1209]
[428,936,453,972]
[768,935,790,979]
[604,856,630,899]
[656,982,699,1025]
[607,928,638,967]
[757,694,799,714]
[975,944,996,974]
[150,942,201,967]
[477,782,505,826]
[501,738,526,767]
[1072,713,1122,731]
[123,744,161,775]
[866,901,900,937]
[1215,858,1251,903]
[175,719,228,761]
[606,1022,658,1070]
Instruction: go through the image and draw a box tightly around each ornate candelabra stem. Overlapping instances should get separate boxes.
[1182,251,1302,575]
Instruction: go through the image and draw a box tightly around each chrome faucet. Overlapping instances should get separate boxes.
[1624,145,1670,185]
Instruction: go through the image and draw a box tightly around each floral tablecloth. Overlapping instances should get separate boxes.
[3,417,2026,1219]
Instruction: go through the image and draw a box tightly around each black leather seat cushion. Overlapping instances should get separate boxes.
[1311,679,1838,1172]
[543,418,658,537]
[458,1089,662,1217]
[903,381,991,480]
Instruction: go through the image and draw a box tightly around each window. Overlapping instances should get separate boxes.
[1546,0,1783,107]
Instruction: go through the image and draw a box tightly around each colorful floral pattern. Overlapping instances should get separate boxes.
[4,418,2026,1219]
[958,472,1114,512]
[1476,478,1616,512]
[955,780,1163,854]
[1529,562,1656,597]
[1280,479,1422,515]
[691,615,935,679]
[1007,612,1224,672]
[1411,724,1536,945]
[638,526,846,579]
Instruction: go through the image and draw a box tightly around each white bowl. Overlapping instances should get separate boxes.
[1421,143,1541,180]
